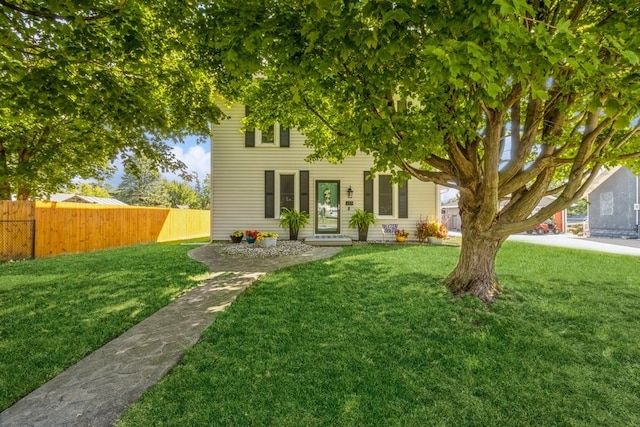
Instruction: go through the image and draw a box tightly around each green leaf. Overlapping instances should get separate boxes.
[486,83,501,98]
[382,9,411,24]
[622,50,639,65]
[470,71,482,82]
[604,99,621,117]
[493,0,515,15]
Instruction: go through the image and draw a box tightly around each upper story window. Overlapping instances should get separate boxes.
[256,123,277,145]
[245,106,290,148]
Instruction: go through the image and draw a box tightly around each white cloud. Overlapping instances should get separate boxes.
[163,144,211,183]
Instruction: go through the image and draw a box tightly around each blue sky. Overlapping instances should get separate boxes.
[162,136,212,182]
[108,136,211,187]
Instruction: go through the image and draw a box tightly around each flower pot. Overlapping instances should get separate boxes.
[358,226,369,242]
[289,229,298,241]
[427,236,443,245]
[261,237,277,247]
[230,235,243,243]
[395,236,406,243]
[246,237,256,244]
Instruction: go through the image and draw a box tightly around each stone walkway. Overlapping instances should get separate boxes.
[0,244,342,427]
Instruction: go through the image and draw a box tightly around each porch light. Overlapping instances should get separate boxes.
[347,186,353,199]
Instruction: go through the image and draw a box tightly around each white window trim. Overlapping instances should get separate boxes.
[373,174,398,219]
[256,122,281,147]
[275,170,299,214]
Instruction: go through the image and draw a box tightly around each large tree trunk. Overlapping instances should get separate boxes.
[444,225,505,304]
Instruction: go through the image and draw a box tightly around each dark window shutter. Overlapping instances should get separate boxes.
[299,171,309,214]
[364,171,373,213]
[245,131,255,147]
[245,105,255,147]
[280,127,290,147]
[399,181,408,218]
[265,170,275,218]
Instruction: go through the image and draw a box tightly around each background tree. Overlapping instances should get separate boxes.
[65,182,114,198]
[568,199,589,216]
[162,179,200,208]
[201,0,640,302]
[0,0,221,200]
[193,173,211,210]
[116,156,169,207]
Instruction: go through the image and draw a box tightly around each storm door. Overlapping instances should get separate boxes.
[315,180,340,234]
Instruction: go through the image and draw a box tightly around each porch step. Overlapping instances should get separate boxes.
[305,235,353,246]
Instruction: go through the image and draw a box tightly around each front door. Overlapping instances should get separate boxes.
[316,180,340,234]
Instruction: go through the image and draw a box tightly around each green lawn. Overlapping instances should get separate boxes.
[118,242,640,426]
[0,241,209,411]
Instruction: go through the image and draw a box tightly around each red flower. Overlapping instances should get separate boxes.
[245,230,259,239]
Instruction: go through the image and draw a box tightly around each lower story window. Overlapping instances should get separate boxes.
[364,171,408,219]
[280,174,295,211]
[378,175,393,216]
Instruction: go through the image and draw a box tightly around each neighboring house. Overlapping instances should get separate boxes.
[441,195,566,233]
[47,193,129,206]
[586,166,639,238]
[210,103,439,242]
[441,203,461,231]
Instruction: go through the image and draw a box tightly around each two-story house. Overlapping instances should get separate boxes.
[210,103,440,243]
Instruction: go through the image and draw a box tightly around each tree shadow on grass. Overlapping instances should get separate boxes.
[0,243,208,411]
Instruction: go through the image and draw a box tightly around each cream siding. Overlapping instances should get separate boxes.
[211,102,438,241]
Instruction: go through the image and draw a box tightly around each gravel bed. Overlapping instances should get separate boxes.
[218,240,313,258]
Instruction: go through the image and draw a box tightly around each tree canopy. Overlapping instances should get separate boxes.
[201,0,640,301]
[116,154,207,208]
[0,0,221,200]
[117,155,168,206]
[65,181,114,198]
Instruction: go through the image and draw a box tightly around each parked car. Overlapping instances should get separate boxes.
[526,222,561,234]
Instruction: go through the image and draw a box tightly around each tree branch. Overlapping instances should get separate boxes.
[0,0,125,22]
[400,160,457,188]
[503,83,522,110]
[613,152,640,162]
[568,0,589,23]
[301,97,347,137]
[614,122,640,150]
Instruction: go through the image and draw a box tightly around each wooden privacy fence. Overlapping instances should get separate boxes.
[1,201,36,261]
[0,201,210,260]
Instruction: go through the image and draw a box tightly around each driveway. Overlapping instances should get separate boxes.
[448,231,640,256]
[507,233,640,256]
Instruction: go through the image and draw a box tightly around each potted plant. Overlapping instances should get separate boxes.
[230,230,244,243]
[245,230,259,244]
[348,208,376,242]
[257,232,278,247]
[279,207,310,240]
[395,229,409,243]
[424,220,448,244]
[415,219,429,243]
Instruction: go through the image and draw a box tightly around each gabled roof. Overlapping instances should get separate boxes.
[584,166,623,195]
[47,193,129,206]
